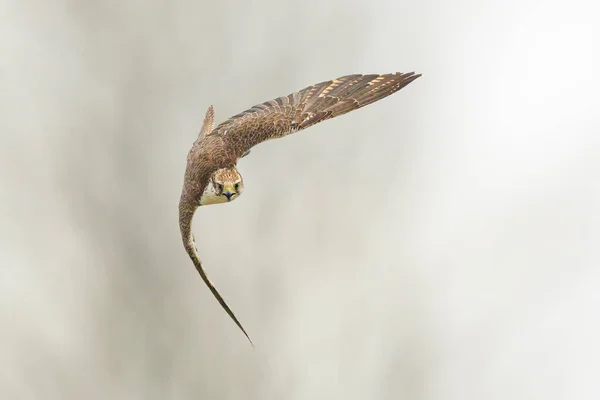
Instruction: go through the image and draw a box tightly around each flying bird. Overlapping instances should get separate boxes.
[179,72,421,345]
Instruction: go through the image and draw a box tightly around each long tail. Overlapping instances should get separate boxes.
[179,201,254,347]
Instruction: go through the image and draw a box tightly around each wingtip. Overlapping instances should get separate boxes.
[389,71,422,82]
[240,326,255,348]
[402,71,422,82]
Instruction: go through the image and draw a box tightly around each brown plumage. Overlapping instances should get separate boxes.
[179,72,421,345]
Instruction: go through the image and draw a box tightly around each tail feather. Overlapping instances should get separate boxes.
[197,105,215,141]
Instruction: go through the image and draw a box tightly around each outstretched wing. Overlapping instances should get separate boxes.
[211,72,421,159]
[178,203,254,347]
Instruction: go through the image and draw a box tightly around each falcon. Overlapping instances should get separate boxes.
[179,72,421,345]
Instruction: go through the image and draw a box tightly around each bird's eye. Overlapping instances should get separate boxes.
[215,183,223,192]
[234,183,240,192]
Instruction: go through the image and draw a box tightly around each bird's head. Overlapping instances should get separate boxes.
[200,167,244,206]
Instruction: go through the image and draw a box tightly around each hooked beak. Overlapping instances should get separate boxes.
[223,188,234,201]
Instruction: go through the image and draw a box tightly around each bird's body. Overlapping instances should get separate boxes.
[179,72,421,345]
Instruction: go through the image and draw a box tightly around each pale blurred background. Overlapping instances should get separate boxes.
[1,0,599,399]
